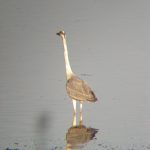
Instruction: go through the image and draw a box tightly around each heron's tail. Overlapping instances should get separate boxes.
[87,91,97,102]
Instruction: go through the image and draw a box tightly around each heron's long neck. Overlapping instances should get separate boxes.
[62,36,73,79]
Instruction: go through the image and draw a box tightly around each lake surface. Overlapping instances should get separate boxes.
[0,65,150,150]
[0,0,150,150]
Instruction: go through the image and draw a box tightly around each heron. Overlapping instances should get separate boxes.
[57,31,97,114]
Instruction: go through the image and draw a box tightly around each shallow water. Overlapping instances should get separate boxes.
[0,75,150,150]
[0,0,150,150]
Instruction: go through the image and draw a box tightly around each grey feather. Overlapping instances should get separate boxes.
[66,75,97,102]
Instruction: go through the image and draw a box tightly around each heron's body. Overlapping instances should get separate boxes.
[57,30,97,113]
[66,75,97,102]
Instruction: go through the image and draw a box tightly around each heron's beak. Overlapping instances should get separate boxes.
[56,32,60,36]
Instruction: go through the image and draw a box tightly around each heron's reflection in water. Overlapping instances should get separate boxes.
[66,113,98,149]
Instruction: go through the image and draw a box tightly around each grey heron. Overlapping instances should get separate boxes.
[57,31,97,114]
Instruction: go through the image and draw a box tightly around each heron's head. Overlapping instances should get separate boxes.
[56,31,66,38]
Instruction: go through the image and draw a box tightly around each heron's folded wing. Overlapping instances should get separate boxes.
[66,77,97,102]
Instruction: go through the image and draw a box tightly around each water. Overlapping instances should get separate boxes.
[0,70,149,150]
[0,0,150,150]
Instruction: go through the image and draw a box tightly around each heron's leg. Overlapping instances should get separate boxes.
[79,102,83,125]
[72,113,77,126]
[79,111,83,125]
[72,99,77,114]
[80,102,83,113]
